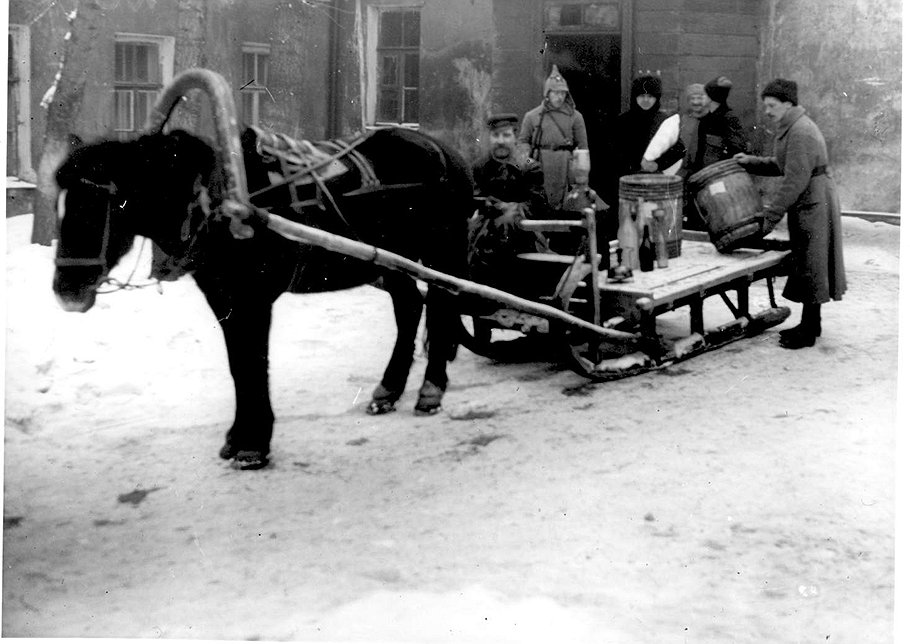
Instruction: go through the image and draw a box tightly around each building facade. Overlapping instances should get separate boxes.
[5,0,901,211]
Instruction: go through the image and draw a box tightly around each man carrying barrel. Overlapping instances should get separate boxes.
[734,78,847,349]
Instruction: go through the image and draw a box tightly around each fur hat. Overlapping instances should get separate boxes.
[761,78,799,105]
[487,113,519,131]
[704,76,733,104]
[631,75,662,99]
[544,65,569,96]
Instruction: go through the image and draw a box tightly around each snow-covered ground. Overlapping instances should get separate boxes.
[3,213,902,641]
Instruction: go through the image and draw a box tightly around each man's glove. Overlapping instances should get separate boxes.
[492,201,524,231]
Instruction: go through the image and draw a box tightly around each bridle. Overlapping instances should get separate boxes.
[54,177,117,271]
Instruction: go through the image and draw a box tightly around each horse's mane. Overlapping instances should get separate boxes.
[56,130,217,193]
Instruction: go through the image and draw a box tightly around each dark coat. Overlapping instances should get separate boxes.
[691,104,749,174]
[468,154,547,290]
[742,106,847,304]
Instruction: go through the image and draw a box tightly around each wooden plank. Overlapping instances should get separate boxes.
[636,11,683,33]
[842,210,901,225]
[682,12,760,36]
[680,33,758,57]
[684,0,760,15]
[636,33,681,55]
[638,0,684,10]
[597,241,790,310]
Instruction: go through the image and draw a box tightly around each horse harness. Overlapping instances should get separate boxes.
[246,127,451,241]
[54,177,118,270]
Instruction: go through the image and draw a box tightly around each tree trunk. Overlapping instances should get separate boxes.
[32,0,104,246]
[150,0,208,280]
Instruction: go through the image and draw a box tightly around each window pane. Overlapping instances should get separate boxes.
[380,55,399,87]
[136,90,157,128]
[114,42,125,81]
[146,44,160,83]
[243,52,255,82]
[114,89,133,131]
[379,11,402,47]
[403,53,419,87]
[257,55,268,86]
[403,88,418,123]
[8,34,16,79]
[403,11,420,47]
[378,88,399,122]
[135,44,149,82]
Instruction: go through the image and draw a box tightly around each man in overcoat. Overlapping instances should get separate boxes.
[735,78,847,349]
[518,66,589,211]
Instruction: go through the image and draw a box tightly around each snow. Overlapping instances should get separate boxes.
[2,213,903,641]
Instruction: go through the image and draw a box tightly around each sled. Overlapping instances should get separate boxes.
[146,69,791,382]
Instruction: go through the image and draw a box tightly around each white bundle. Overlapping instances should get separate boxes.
[642,113,680,161]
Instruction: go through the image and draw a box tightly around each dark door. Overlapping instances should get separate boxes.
[543,33,621,198]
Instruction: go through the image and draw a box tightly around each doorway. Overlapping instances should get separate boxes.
[543,32,622,199]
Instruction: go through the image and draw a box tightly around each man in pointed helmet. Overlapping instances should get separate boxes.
[518,65,589,211]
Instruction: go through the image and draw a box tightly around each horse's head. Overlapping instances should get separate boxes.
[52,132,222,312]
[52,142,138,312]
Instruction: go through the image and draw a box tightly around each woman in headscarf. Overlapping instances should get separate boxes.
[734,78,847,349]
[518,65,589,211]
[614,74,683,178]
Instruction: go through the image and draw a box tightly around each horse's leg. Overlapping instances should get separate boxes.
[415,286,460,416]
[216,301,275,469]
[195,272,275,470]
[367,273,423,415]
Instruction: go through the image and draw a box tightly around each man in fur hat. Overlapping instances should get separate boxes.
[518,65,589,210]
[690,75,749,174]
[734,78,846,349]
[468,113,548,291]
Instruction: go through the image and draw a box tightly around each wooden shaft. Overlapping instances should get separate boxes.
[518,219,587,231]
[263,212,637,341]
[584,207,602,328]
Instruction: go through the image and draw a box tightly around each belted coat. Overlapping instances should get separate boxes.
[518,101,588,210]
[740,106,847,304]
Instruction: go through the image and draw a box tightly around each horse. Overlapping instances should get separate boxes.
[52,121,474,470]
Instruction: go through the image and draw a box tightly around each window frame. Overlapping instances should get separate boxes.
[7,24,32,180]
[361,3,422,129]
[111,33,175,137]
[240,42,271,127]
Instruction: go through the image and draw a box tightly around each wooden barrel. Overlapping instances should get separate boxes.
[688,159,763,252]
[618,174,684,262]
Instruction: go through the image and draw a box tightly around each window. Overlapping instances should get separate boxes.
[240,43,270,126]
[112,34,174,138]
[7,24,31,179]
[375,9,420,124]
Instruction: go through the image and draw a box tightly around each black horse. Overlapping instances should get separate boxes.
[52,124,474,469]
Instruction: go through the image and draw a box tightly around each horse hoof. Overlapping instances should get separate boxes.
[230,450,270,470]
[219,442,236,460]
[366,399,397,415]
[414,381,444,416]
[413,403,442,417]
